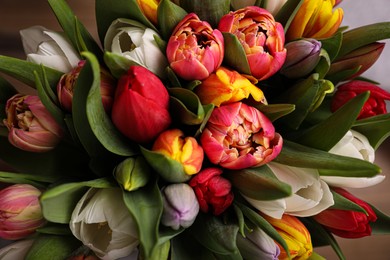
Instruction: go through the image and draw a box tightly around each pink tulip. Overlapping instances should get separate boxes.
[200,102,283,170]
[218,6,286,80]
[111,66,171,144]
[0,184,45,240]
[3,94,63,152]
[166,13,224,81]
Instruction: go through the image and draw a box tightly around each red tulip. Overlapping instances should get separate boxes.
[111,66,171,143]
[331,80,390,119]
[218,6,286,80]
[189,167,234,215]
[200,102,283,170]
[166,13,224,81]
[313,188,377,238]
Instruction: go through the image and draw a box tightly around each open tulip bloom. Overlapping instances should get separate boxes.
[0,0,390,259]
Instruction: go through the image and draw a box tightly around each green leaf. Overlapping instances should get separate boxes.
[104,51,140,79]
[275,0,305,32]
[83,52,139,156]
[255,103,295,122]
[274,140,381,177]
[314,49,331,79]
[166,66,182,87]
[158,0,188,40]
[293,92,369,151]
[309,252,327,260]
[353,113,390,150]
[222,33,251,75]
[40,178,116,223]
[320,32,343,62]
[0,171,55,188]
[36,223,72,236]
[180,0,230,28]
[0,55,63,88]
[329,190,367,214]
[325,66,361,85]
[370,204,390,234]
[195,103,215,137]
[171,231,216,260]
[25,234,81,260]
[226,165,292,200]
[122,180,163,259]
[169,87,205,125]
[232,204,246,237]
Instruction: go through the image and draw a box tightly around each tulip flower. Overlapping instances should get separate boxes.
[70,188,139,259]
[236,226,280,260]
[280,39,322,78]
[264,214,313,260]
[200,102,283,170]
[0,239,34,259]
[331,80,390,119]
[264,0,288,15]
[111,66,171,144]
[166,13,224,81]
[195,66,266,107]
[322,130,385,188]
[114,156,152,192]
[104,19,168,78]
[20,26,80,73]
[244,163,334,219]
[188,167,234,215]
[161,183,200,230]
[218,6,286,81]
[3,94,63,152]
[0,184,45,240]
[57,60,116,113]
[286,0,343,41]
[152,129,204,175]
[136,0,160,25]
[313,188,377,238]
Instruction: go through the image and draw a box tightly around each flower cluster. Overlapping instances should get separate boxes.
[0,0,389,259]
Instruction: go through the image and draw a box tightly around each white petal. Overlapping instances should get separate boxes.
[265,0,288,15]
[321,175,386,188]
[0,240,34,260]
[20,26,51,54]
[243,195,286,219]
[44,31,80,68]
[26,54,73,73]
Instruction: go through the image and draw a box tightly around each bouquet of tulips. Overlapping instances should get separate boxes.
[1,0,390,259]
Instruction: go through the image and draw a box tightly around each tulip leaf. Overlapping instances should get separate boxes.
[314,49,331,79]
[329,190,367,214]
[122,180,163,260]
[352,113,390,150]
[319,32,343,62]
[95,0,156,44]
[83,52,139,157]
[171,231,216,260]
[0,76,17,119]
[158,0,188,40]
[338,22,390,58]
[0,171,55,188]
[36,223,72,236]
[0,55,63,88]
[326,66,361,85]
[232,204,246,237]
[275,0,304,32]
[180,0,230,28]
[369,204,390,234]
[25,234,81,260]
[140,146,191,183]
[48,0,102,58]
[195,103,215,137]
[40,178,116,223]
[222,33,251,75]
[293,92,369,151]
[104,51,141,79]
[166,66,182,87]
[274,140,381,177]
[169,87,205,125]
[226,165,292,200]
[255,103,295,122]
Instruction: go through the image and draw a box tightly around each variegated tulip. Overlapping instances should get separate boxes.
[200,102,283,170]
[70,188,139,260]
[218,6,286,80]
[166,13,224,81]
[264,214,313,260]
[152,129,204,175]
[286,0,343,41]
[195,66,266,107]
[3,94,63,152]
[136,0,160,25]
[0,184,45,240]
[20,26,80,73]
[0,239,34,260]
[161,183,199,230]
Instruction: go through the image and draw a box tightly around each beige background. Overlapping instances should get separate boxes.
[0,0,389,259]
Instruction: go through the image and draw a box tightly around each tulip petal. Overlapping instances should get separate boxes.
[26,54,73,73]
[44,31,81,68]
[243,195,287,219]
[321,175,386,188]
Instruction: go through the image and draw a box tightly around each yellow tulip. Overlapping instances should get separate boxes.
[136,0,160,25]
[286,0,343,41]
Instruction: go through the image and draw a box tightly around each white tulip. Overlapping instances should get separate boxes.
[230,0,256,10]
[0,239,34,260]
[264,0,288,15]
[104,18,168,78]
[20,26,81,73]
[244,163,334,219]
[70,188,139,260]
[321,130,386,188]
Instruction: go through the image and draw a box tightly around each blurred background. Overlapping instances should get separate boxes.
[1,0,389,259]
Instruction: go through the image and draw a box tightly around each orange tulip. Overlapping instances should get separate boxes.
[136,0,160,25]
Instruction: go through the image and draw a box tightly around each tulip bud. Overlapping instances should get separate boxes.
[161,183,200,230]
[263,214,313,260]
[328,42,385,80]
[331,80,390,119]
[114,156,152,191]
[111,66,171,144]
[136,0,160,25]
[0,184,45,240]
[313,188,377,238]
[286,0,343,41]
[152,129,204,175]
[218,6,286,81]
[200,102,283,170]
[166,13,224,81]
[195,66,266,107]
[280,39,322,78]
[188,167,234,216]
[3,94,63,152]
